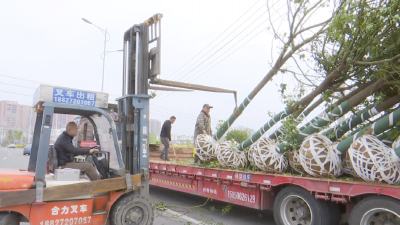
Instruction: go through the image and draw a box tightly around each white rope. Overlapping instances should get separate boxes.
[389,112,394,126]
[249,136,288,173]
[246,96,251,103]
[299,133,342,177]
[393,136,400,148]
[216,141,247,168]
[342,151,359,178]
[348,135,400,184]
[288,150,306,175]
[195,134,218,161]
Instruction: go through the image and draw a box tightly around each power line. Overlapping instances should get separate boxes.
[0,81,36,89]
[151,26,269,104]
[164,0,263,80]
[188,27,269,83]
[152,1,285,103]
[0,74,51,85]
[153,0,283,99]
[0,90,32,97]
[170,0,281,84]
[170,4,269,82]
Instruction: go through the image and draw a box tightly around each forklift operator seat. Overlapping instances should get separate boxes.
[48,145,59,173]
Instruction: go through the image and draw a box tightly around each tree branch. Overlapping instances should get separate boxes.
[352,54,400,66]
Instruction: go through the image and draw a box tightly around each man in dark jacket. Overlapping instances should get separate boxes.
[54,122,100,180]
[159,116,176,161]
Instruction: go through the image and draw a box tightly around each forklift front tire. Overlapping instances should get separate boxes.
[110,194,154,225]
[0,213,19,225]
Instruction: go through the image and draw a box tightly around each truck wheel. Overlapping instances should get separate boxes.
[0,213,19,225]
[273,186,331,225]
[349,196,400,225]
[110,194,154,225]
[328,201,341,225]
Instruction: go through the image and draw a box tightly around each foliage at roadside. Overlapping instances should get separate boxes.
[226,129,249,143]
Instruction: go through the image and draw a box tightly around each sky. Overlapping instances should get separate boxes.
[0,0,331,136]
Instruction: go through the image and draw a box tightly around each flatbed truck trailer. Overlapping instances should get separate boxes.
[148,161,400,225]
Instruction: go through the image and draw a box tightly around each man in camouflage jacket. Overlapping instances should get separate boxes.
[193,104,213,164]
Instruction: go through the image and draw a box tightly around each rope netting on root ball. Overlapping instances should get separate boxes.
[250,136,288,173]
[288,150,306,174]
[248,136,276,165]
[195,134,218,161]
[299,133,342,177]
[216,141,247,168]
[348,135,400,184]
[342,151,359,178]
[247,145,256,166]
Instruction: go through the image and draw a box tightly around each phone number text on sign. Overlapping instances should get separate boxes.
[227,190,256,203]
[53,88,96,107]
[40,217,91,225]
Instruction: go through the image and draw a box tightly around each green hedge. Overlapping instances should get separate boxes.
[16,144,26,148]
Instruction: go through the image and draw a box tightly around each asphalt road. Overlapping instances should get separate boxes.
[0,147,29,170]
[0,147,276,225]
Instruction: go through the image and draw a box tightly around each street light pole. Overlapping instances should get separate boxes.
[82,18,109,92]
[101,27,107,93]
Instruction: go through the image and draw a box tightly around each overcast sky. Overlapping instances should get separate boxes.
[0,0,331,136]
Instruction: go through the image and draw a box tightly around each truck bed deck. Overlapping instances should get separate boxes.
[149,160,400,210]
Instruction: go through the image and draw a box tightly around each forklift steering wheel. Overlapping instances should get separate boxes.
[89,145,101,154]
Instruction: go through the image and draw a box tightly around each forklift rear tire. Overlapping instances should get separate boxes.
[110,194,154,225]
[0,213,19,225]
[273,185,331,225]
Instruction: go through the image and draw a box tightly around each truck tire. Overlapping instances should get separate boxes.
[0,213,19,225]
[273,185,331,225]
[110,194,154,225]
[328,201,341,225]
[349,196,400,225]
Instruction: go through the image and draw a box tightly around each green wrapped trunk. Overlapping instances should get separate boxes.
[273,82,387,153]
[323,95,400,141]
[238,109,291,149]
[377,126,400,145]
[336,107,400,156]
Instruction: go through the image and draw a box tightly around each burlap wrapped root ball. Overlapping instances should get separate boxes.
[251,136,288,173]
[195,134,218,161]
[247,145,256,166]
[299,133,342,177]
[348,135,400,184]
[217,141,247,168]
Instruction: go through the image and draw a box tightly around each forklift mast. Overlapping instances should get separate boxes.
[117,13,163,196]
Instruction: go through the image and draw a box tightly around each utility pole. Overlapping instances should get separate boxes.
[28,107,33,144]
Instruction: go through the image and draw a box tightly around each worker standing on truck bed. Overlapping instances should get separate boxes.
[194,104,213,165]
[54,122,100,180]
[160,116,176,161]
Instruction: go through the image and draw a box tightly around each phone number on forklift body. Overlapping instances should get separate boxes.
[53,88,97,107]
[40,217,91,225]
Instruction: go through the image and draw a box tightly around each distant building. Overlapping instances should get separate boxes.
[52,114,76,130]
[0,100,76,144]
[149,119,161,137]
[171,134,194,145]
[0,100,32,130]
[51,128,64,142]
[0,101,34,144]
